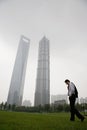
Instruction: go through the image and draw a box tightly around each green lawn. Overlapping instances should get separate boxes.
[0,111,87,130]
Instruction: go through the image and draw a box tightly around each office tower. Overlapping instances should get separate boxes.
[7,35,30,106]
[34,36,50,106]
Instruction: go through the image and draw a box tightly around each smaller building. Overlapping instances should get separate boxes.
[51,94,68,104]
[75,98,79,104]
[80,97,87,104]
[80,97,85,104]
[85,97,87,104]
[54,100,66,107]
[22,100,31,107]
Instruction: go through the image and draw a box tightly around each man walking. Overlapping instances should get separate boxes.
[64,79,85,122]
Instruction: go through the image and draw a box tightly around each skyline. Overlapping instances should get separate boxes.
[0,0,87,105]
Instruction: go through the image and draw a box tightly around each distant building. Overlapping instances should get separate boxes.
[85,97,87,104]
[80,97,87,104]
[54,100,66,106]
[75,98,79,104]
[34,36,50,106]
[51,94,68,104]
[80,97,85,104]
[22,100,31,107]
[7,35,30,106]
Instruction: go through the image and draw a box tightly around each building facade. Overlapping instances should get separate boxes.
[7,35,30,106]
[51,94,68,104]
[34,36,50,106]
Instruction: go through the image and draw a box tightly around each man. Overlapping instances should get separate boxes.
[65,79,85,122]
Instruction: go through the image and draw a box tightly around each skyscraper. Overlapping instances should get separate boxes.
[7,35,30,106]
[34,36,50,106]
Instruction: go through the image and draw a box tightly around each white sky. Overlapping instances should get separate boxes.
[0,0,87,105]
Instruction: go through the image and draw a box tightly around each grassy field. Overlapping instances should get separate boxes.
[0,111,87,130]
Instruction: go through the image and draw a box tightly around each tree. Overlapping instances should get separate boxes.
[4,102,7,110]
[0,102,4,110]
[12,104,16,111]
[44,104,50,112]
[8,104,11,110]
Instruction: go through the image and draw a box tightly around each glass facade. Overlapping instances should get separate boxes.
[7,35,30,106]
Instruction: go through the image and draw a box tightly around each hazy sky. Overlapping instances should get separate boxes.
[0,0,87,105]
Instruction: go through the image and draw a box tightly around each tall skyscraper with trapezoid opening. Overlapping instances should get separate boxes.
[7,35,30,106]
[34,36,50,106]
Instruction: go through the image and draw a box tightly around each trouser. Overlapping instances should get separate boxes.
[69,94,83,120]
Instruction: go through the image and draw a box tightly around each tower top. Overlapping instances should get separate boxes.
[40,36,49,43]
[21,35,30,43]
[42,35,48,40]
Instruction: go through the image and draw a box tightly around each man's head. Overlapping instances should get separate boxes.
[64,79,70,85]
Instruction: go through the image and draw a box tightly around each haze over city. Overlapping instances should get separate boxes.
[0,0,87,105]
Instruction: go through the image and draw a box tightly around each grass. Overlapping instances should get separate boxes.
[0,111,87,130]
